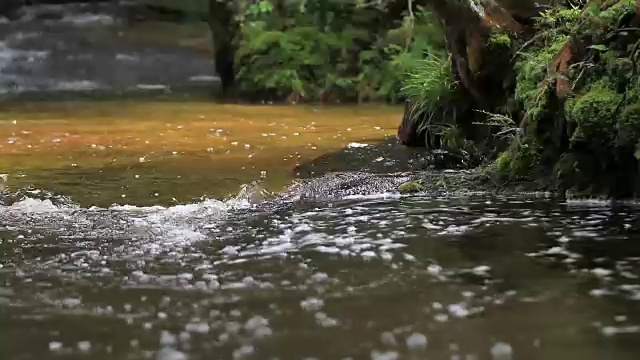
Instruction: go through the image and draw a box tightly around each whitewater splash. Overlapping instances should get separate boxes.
[0,189,255,261]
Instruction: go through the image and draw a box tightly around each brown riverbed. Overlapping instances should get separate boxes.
[0,100,402,205]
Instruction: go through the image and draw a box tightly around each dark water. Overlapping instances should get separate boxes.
[1,188,639,360]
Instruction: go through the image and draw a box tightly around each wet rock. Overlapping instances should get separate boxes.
[279,172,414,201]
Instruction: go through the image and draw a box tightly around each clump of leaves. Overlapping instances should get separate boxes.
[232,0,443,103]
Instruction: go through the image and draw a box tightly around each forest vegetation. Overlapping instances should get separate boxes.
[2,0,639,199]
[207,0,640,199]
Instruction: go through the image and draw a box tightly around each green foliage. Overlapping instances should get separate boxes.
[617,102,640,147]
[233,1,443,102]
[513,3,581,109]
[400,50,456,132]
[599,0,636,26]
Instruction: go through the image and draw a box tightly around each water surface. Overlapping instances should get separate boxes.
[0,102,639,360]
[0,100,401,206]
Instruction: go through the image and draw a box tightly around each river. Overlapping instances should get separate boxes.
[0,100,639,360]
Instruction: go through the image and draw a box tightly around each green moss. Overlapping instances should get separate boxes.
[398,181,424,194]
[514,36,568,108]
[600,0,636,26]
[494,138,541,180]
[617,102,640,147]
[489,31,511,48]
[495,150,514,174]
[566,80,622,145]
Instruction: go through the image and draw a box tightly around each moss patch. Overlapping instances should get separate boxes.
[398,181,424,194]
[566,80,622,145]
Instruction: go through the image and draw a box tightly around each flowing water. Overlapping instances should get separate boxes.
[1,101,640,360]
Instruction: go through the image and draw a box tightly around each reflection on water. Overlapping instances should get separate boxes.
[1,191,639,360]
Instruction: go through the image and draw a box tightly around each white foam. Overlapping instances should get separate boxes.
[189,75,219,82]
[341,193,401,200]
[0,41,49,75]
[136,84,169,91]
[6,198,71,212]
[52,80,105,92]
[60,13,115,26]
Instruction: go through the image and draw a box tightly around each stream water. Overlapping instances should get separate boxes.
[0,101,639,360]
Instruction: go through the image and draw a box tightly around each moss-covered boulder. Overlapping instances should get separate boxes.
[566,81,621,146]
[398,181,424,194]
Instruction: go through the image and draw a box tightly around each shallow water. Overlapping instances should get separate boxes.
[1,102,640,360]
[0,100,403,206]
[1,193,640,360]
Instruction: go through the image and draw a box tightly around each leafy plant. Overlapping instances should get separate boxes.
[400,50,456,134]
[232,0,443,103]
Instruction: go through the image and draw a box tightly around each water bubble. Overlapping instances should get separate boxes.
[434,313,449,322]
[405,332,428,351]
[490,342,513,360]
[615,315,628,322]
[448,303,469,318]
[232,345,255,359]
[472,265,491,276]
[160,331,177,346]
[371,350,399,360]
[361,251,377,260]
[61,297,82,308]
[380,331,397,347]
[310,272,329,283]
[156,348,188,360]
[314,312,339,327]
[185,322,210,334]
[427,264,443,275]
[49,342,63,352]
[300,297,324,311]
[77,341,91,353]
[591,268,613,277]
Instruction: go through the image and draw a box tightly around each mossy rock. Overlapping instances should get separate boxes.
[494,138,541,181]
[617,102,640,147]
[600,0,637,26]
[398,181,424,194]
[566,81,622,145]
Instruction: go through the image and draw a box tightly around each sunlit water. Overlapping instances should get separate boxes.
[1,103,640,360]
[0,101,404,206]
